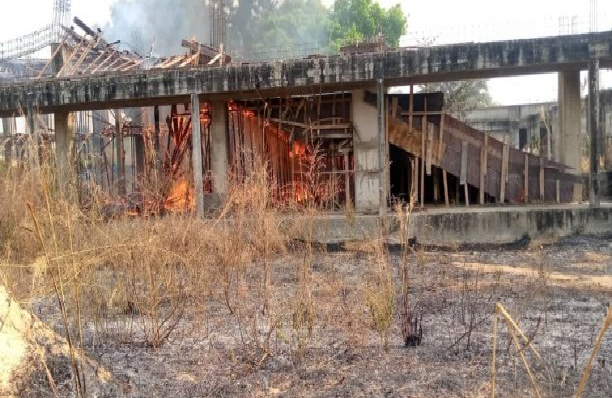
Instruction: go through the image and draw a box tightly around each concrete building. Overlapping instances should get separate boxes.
[1,29,611,213]
[466,90,612,157]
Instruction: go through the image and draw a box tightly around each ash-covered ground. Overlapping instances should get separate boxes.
[33,235,612,398]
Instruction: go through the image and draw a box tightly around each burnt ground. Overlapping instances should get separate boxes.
[33,235,611,398]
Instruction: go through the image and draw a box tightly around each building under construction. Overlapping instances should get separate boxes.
[1,0,611,224]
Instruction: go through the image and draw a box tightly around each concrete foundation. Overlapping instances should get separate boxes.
[210,101,229,196]
[352,89,381,212]
[306,205,612,246]
[558,69,583,201]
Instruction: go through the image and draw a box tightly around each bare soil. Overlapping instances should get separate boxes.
[32,235,612,398]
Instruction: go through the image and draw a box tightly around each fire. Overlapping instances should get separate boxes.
[165,178,195,213]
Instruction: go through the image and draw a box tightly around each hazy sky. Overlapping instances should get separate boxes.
[1,0,611,105]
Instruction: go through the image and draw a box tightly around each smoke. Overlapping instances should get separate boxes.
[103,0,210,56]
[102,0,331,59]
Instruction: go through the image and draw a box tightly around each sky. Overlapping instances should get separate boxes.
[1,0,612,105]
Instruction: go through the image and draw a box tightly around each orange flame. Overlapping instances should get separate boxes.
[165,178,195,213]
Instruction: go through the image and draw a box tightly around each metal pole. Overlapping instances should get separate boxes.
[377,79,387,218]
[588,57,600,207]
[191,93,205,217]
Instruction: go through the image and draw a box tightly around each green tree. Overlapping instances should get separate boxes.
[239,0,330,55]
[329,0,407,48]
[421,80,493,120]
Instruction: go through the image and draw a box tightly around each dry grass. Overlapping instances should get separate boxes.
[1,150,611,397]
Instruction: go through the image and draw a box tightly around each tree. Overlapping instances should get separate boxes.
[420,80,493,120]
[227,0,279,49]
[329,0,407,48]
[103,0,407,59]
[237,0,330,55]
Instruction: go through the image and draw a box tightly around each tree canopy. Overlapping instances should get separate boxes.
[237,0,330,54]
[330,0,407,48]
[421,80,494,120]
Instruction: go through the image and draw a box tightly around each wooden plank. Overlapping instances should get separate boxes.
[460,141,468,186]
[539,154,545,201]
[433,169,440,202]
[401,111,446,116]
[426,123,434,175]
[479,132,488,205]
[408,85,414,131]
[420,99,427,207]
[391,97,399,119]
[500,136,509,203]
[414,157,420,206]
[524,153,529,204]
[443,170,449,207]
[437,113,445,163]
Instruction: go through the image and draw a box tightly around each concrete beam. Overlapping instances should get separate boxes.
[2,31,612,117]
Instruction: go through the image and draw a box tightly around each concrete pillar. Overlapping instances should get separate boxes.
[26,101,40,170]
[191,94,205,217]
[352,89,381,213]
[588,58,600,207]
[153,106,162,170]
[377,79,387,217]
[210,101,229,197]
[55,111,75,188]
[558,69,583,201]
[2,118,11,165]
[114,110,127,196]
[551,106,560,162]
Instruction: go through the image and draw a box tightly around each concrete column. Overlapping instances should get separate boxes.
[550,106,560,162]
[588,58,600,207]
[26,102,40,170]
[352,89,381,213]
[191,94,205,217]
[2,118,11,165]
[377,79,387,217]
[153,106,162,170]
[114,110,127,196]
[55,111,75,188]
[558,69,583,201]
[210,101,229,197]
